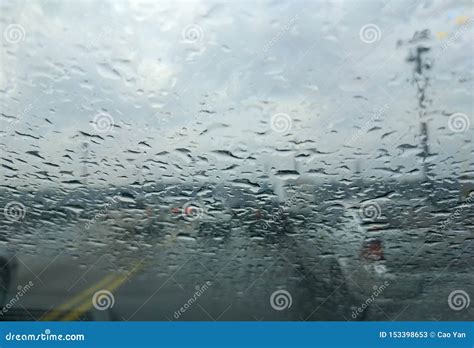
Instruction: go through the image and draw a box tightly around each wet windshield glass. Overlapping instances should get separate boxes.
[0,0,472,321]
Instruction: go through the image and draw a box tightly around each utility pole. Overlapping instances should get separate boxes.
[81,141,89,185]
[405,31,432,183]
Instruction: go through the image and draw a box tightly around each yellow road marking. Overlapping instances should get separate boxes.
[62,262,144,321]
[42,261,144,321]
[41,274,119,321]
[62,274,128,321]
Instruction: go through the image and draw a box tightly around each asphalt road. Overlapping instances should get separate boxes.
[2,213,472,321]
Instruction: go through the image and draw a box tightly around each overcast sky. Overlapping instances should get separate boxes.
[1,0,472,189]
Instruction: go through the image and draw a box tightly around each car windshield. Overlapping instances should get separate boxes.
[0,0,472,321]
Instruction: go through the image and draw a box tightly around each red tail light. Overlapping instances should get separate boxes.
[361,239,384,261]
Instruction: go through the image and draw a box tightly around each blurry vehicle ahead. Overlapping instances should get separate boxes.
[101,194,153,231]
